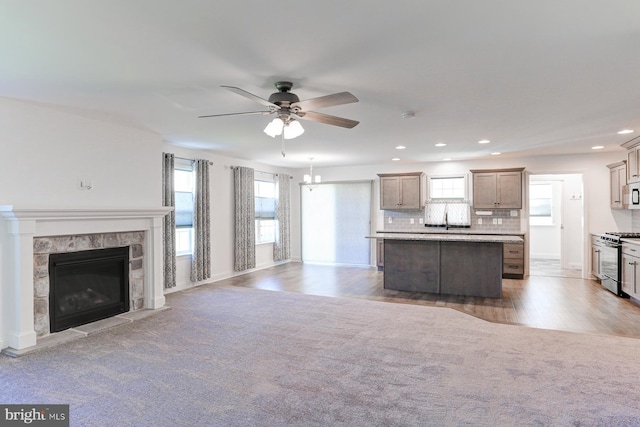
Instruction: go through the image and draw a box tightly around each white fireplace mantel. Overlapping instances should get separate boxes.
[0,206,173,351]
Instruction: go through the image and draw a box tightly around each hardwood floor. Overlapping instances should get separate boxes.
[215,262,640,339]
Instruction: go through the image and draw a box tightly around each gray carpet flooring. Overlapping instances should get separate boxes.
[2,284,640,426]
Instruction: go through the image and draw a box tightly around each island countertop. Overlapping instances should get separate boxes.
[368,233,523,244]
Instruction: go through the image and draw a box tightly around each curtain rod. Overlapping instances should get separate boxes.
[229,166,293,178]
[175,156,213,165]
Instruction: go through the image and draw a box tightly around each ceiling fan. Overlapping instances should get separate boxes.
[198,81,360,142]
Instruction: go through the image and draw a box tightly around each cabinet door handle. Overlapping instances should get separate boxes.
[509,250,519,254]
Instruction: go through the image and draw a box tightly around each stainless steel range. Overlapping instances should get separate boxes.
[597,232,640,296]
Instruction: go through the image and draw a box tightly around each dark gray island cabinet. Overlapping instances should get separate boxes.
[370,233,523,298]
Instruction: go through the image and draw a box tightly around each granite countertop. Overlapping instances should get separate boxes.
[375,229,525,236]
[621,238,640,245]
[367,233,523,243]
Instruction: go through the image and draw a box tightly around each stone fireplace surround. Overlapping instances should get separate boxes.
[0,207,172,351]
[34,231,145,337]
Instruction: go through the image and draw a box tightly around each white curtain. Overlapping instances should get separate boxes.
[191,159,211,282]
[234,166,256,271]
[162,153,176,289]
[274,173,291,261]
[424,200,471,227]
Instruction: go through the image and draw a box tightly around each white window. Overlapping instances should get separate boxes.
[530,182,553,226]
[426,175,470,227]
[175,161,195,255]
[255,177,276,244]
[429,175,467,199]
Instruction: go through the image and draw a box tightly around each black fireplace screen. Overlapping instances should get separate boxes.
[49,246,130,332]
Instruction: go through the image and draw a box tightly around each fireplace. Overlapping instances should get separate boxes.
[49,247,130,332]
[0,207,171,351]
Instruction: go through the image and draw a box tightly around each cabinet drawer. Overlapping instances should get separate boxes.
[503,260,524,274]
[622,244,640,257]
[503,243,524,259]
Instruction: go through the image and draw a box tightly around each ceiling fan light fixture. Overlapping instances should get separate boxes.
[264,118,284,137]
[283,120,304,139]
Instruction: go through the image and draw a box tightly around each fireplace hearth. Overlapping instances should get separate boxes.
[49,247,130,332]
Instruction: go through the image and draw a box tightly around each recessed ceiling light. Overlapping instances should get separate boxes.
[491,152,501,155]
[395,145,406,150]
[435,143,446,147]
[592,146,604,150]
[618,129,634,135]
[478,139,491,144]
[392,157,400,161]
[443,158,451,161]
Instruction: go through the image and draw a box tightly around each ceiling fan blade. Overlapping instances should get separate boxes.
[198,111,272,118]
[292,92,358,111]
[295,111,359,128]
[221,86,279,109]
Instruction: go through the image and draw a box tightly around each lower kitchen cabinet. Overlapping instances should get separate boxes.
[591,235,603,279]
[622,243,640,299]
[376,238,384,271]
[503,238,525,279]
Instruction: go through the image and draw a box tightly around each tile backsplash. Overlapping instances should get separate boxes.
[380,208,522,233]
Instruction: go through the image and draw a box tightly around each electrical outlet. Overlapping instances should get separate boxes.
[492,218,498,225]
[388,217,393,224]
[410,218,415,224]
[477,218,483,225]
[510,210,518,217]
[498,218,502,225]
[419,218,424,224]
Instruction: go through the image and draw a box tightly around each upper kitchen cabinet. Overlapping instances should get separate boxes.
[378,172,425,210]
[607,160,626,209]
[622,139,640,183]
[470,168,525,209]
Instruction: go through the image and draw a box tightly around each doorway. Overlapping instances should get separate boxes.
[528,173,584,278]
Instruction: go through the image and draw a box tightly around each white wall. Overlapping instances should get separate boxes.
[0,98,162,208]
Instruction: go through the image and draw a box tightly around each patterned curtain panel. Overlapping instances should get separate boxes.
[234,166,256,271]
[274,173,291,261]
[424,200,471,227]
[191,159,212,282]
[162,153,177,289]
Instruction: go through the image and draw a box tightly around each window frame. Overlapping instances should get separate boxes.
[255,174,277,245]
[428,174,469,200]
[529,181,554,226]
[174,159,195,256]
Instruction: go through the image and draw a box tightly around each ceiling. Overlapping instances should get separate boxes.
[2,1,640,168]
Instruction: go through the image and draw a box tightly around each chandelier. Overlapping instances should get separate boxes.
[303,158,321,191]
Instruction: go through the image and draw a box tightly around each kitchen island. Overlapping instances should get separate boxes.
[369,233,524,298]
